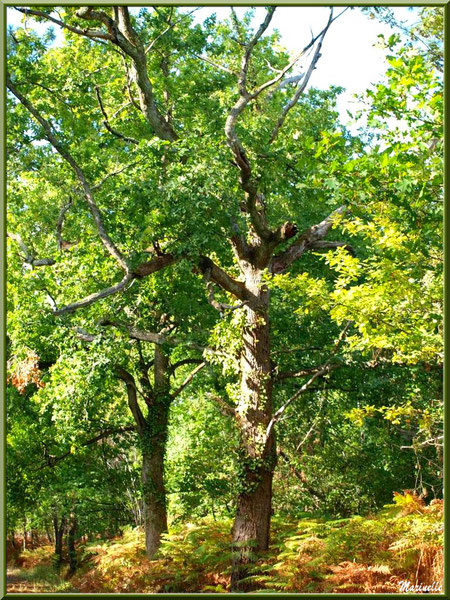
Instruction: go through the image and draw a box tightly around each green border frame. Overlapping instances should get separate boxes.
[1,1,447,598]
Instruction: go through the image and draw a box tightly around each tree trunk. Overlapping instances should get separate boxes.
[142,432,168,558]
[22,518,27,551]
[11,531,18,550]
[231,268,277,591]
[53,515,66,569]
[141,346,170,558]
[45,521,54,544]
[67,514,77,575]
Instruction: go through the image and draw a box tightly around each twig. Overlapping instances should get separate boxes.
[95,85,139,145]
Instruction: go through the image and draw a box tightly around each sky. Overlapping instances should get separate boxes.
[7,5,419,129]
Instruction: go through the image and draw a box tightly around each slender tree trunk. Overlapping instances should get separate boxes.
[22,518,27,551]
[231,268,277,591]
[45,521,54,544]
[67,514,77,575]
[53,515,66,569]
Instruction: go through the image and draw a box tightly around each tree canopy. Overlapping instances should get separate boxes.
[6,5,443,593]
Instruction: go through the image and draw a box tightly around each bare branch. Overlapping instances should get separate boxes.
[267,74,304,98]
[133,253,179,278]
[99,320,231,365]
[94,85,139,145]
[277,449,326,502]
[171,361,206,398]
[309,240,356,256]
[197,256,256,304]
[169,357,204,375]
[269,10,333,143]
[296,395,325,451]
[53,272,133,316]
[192,53,236,75]
[265,363,337,443]
[202,268,248,315]
[268,8,350,143]
[266,322,351,442]
[115,366,146,435]
[276,366,326,382]
[100,319,166,344]
[239,7,276,95]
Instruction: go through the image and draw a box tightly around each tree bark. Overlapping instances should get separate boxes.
[67,514,77,576]
[11,531,18,550]
[22,518,27,551]
[45,521,54,544]
[141,420,168,558]
[141,346,170,558]
[53,514,66,569]
[231,267,277,591]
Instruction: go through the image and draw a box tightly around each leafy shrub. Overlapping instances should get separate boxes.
[10,493,443,594]
[262,491,443,593]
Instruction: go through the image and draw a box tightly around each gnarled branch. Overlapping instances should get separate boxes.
[7,232,55,267]
[197,256,256,304]
[77,6,177,141]
[269,8,336,144]
[115,366,146,435]
[270,205,347,274]
[7,76,129,273]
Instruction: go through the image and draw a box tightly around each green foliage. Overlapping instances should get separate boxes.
[6,7,442,593]
[166,393,238,521]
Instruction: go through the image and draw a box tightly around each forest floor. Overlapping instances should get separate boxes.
[6,567,66,593]
[6,547,80,594]
[6,493,443,594]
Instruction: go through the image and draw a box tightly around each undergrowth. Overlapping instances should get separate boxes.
[8,545,78,592]
[8,492,443,594]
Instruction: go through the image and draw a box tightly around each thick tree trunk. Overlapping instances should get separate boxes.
[142,434,168,558]
[231,268,277,591]
[53,515,66,569]
[141,346,170,558]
